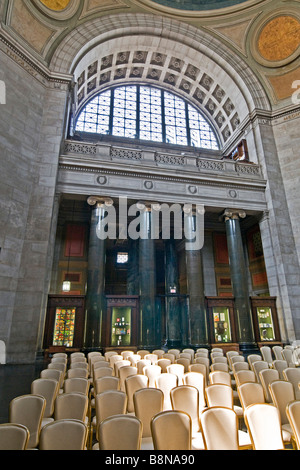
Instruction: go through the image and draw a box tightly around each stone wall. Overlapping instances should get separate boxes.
[0,50,69,363]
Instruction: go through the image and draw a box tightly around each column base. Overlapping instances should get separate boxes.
[238,342,259,357]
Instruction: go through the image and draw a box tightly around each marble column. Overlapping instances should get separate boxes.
[127,238,139,296]
[223,209,255,347]
[164,238,181,348]
[184,206,208,347]
[138,203,157,349]
[84,197,112,349]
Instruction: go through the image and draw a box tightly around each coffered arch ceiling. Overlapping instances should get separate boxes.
[1,0,299,120]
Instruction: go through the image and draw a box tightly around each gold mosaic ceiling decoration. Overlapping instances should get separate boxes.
[40,0,71,10]
[258,15,300,62]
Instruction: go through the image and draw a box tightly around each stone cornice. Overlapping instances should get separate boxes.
[0,26,73,86]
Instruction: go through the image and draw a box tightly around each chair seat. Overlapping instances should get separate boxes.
[282,424,293,443]
[141,437,154,450]
[234,405,244,418]
[41,418,54,428]
[238,430,252,449]
[191,432,205,450]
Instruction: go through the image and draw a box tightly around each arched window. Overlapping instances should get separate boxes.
[75,85,219,150]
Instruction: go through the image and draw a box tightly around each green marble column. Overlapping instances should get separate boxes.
[223,209,255,347]
[127,238,139,296]
[138,204,157,349]
[84,197,110,350]
[164,238,181,348]
[184,207,208,347]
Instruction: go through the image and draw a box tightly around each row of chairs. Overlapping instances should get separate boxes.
[1,345,300,450]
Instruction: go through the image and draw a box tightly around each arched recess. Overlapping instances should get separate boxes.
[49,13,271,153]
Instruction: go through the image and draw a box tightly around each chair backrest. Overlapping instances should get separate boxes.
[205,384,233,409]
[125,374,149,413]
[9,394,46,449]
[143,365,162,387]
[269,380,295,425]
[63,378,89,395]
[210,362,229,372]
[211,348,223,354]
[260,346,273,365]
[99,414,142,450]
[247,354,262,370]
[129,354,141,366]
[234,369,256,387]
[0,423,30,450]
[67,367,89,379]
[244,403,285,450]
[109,355,123,369]
[154,373,178,410]
[182,348,195,359]
[200,407,239,450]
[282,367,300,399]
[71,352,86,360]
[230,355,245,365]
[119,366,138,391]
[166,363,185,384]
[137,350,151,359]
[48,362,67,376]
[40,368,63,388]
[51,357,67,365]
[286,400,300,450]
[196,348,209,357]
[104,351,118,361]
[134,388,164,437]
[93,366,114,382]
[179,352,193,361]
[226,350,239,362]
[156,358,171,373]
[167,349,180,359]
[231,362,249,374]
[71,355,87,364]
[162,353,175,363]
[211,351,223,359]
[31,378,59,418]
[272,359,288,379]
[259,368,279,403]
[70,362,88,371]
[282,348,294,365]
[54,392,88,422]
[209,370,231,387]
[211,356,228,365]
[95,390,127,427]
[272,345,283,360]
[183,372,206,409]
[152,349,165,359]
[237,382,265,411]
[175,358,190,372]
[39,419,88,450]
[121,350,134,359]
[144,354,158,364]
[52,353,67,359]
[151,410,192,450]
[170,385,200,434]
[137,359,151,374]
[114,360,131,378]
[252,360,269,383]
[94,376,120,394]
[188,363,207,386]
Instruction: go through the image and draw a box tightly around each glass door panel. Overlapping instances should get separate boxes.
[53,307,76,347]
[213,307,232,343]
[111,307,132,347]
[256,307,275,341]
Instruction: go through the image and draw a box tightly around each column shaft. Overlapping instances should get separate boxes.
[185,210,208,347]
[84,204,106,349]
[224,210,255,346]
[165,239,182,348]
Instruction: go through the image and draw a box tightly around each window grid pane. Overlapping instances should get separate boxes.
[75,86,219,150]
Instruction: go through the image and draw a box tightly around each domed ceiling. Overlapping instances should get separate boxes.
[144,0,249,10]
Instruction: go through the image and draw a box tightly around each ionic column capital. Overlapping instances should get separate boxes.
[221,208,246,221]
[87,196,114,208]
